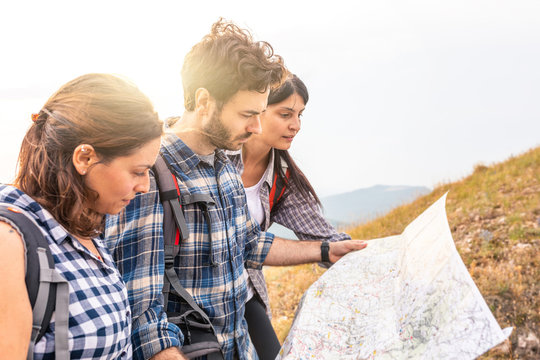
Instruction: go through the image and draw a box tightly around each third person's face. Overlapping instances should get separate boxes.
[259,92,304,150]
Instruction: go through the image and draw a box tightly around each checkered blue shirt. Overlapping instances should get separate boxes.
[0,185,132,359]
[105,133,274,360]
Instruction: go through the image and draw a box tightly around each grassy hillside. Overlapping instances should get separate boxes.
[265,146,539,359]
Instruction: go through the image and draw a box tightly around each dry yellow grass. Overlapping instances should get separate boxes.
[265,146,540,359]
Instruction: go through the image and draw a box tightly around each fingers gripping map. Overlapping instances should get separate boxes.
[277,194,512,359]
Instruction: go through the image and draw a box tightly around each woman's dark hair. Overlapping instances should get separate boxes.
[15,73,163,238]
[270,75,321,208]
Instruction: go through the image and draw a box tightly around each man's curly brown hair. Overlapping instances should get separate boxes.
[181,18,288,111]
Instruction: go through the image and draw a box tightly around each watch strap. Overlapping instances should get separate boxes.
[321,241,330,263]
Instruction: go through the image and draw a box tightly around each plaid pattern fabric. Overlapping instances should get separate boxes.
[0,185,132,360]
[228,149,351,315]
[105,133,274,360]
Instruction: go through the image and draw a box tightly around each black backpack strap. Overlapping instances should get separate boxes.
[0,204,70,360]
[153,155,189,305]
[153,155,224,359]
[184,193,216,267]
[154,156,190,243]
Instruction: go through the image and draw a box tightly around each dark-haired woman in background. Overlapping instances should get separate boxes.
[0,73,163,359]
[229,74,352,359]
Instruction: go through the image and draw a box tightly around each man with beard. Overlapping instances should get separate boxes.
[105,19,367,360]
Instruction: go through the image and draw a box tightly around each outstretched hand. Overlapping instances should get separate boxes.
[328,240,367,263]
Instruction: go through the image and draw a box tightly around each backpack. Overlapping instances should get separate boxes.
[269,168,290,212]
[0,204,70,360]
[153,155,224,360]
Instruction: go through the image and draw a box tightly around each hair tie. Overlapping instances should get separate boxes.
[32,108,57,125]
[42,108,55,118]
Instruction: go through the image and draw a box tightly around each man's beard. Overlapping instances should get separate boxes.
[202,109,251,150]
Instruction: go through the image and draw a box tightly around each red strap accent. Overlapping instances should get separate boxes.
[269,173,279,211]
[172,174,182,245]
[269,169,290,211]
[276,169,290,202]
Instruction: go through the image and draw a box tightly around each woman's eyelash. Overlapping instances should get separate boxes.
[134,170,147,177]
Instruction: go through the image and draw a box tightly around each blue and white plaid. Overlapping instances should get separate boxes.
[0,185,132,360]
[228,149,351,316]
[105,133,274,360]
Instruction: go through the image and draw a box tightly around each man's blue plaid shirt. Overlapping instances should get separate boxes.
[105,133,274,360]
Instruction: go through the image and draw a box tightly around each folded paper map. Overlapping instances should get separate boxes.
[278,193,512,359]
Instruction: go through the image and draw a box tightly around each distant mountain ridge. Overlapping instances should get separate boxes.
[268,184,430,238]
[321,184,431,228]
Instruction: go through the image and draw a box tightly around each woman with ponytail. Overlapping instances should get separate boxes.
[0,73,163,359]
[228,74,352,359]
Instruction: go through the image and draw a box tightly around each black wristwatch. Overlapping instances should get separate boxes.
[321,241,330,263]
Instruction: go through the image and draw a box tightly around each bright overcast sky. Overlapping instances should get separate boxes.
[1,0,539,196]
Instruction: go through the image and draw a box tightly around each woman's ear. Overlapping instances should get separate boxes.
[72,144,98,175]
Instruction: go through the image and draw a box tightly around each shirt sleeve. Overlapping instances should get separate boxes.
[271,178,351,243]
[104,175,183,360]
[244,227,275,270]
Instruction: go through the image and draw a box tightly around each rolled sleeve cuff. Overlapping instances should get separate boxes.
[245,231,274,270]
[132,311,183,360]
[330,231,352,242]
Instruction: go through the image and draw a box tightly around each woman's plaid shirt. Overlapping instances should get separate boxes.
[0,185,132,359]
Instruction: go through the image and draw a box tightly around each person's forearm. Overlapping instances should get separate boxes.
[263,238,368,266]
[263,237,321,266]
[150,347,187,360]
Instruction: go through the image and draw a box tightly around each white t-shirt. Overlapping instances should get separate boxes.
[243,174,266,301]
[244,174,266,226]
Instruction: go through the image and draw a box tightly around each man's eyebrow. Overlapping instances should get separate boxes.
[242,109,264,115]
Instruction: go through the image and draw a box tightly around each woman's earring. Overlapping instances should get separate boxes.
[81,169,87,175]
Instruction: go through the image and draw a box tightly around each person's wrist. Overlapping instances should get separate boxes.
[320,241,330,263]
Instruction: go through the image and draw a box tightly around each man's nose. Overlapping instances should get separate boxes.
[247,115,262,135]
